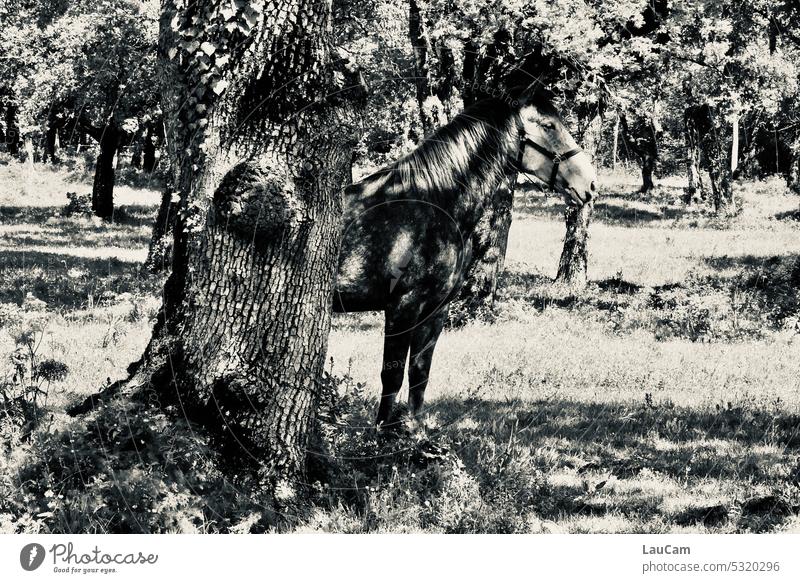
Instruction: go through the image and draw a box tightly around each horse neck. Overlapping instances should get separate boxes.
[452,124,518,231]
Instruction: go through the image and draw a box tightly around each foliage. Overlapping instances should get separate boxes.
[3,0,160,140]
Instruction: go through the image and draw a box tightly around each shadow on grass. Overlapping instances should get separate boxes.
[0,204,158,227]
[774,209,800,222]
[0,249,158,309]
[424,395,800,530]
[497,252,800,341]
[514,185,697,226]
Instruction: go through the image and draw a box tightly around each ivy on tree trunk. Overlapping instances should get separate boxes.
[120,0,363,510]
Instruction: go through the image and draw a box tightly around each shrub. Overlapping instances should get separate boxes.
[61,191,92,217]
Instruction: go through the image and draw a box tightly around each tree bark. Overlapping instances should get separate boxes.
[555,201,595,288]
[91,128,119,219]
[620,113,659,193]
[142,123,157,173]
[121,0,362,508]
[694,105,737,215]
[683,108,705,203]
[44,124,59,163]
[3,104,20,156]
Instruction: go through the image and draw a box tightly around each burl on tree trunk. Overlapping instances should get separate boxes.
[555,200,594,288]
[113,0,361,507]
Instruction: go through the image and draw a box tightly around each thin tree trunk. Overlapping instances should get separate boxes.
[788,134,800,194]
[620,113,659,193]
[696,106,737,216]
[612,113,619,171]
[641,153,655,192]
[91,129,119,219]
[44,124,59,163]
[555,201,595,288]
[114,0,363,509]
[684,108,704,203]
[4,104,20,156]
[730,113,739,174]
[142,123,157,173]
[24,136,34,167]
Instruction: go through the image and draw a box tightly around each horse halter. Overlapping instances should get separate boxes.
[518,135,582,191]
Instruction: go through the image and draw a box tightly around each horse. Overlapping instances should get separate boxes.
[333,92,597,426]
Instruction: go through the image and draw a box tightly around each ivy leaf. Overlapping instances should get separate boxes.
[200,41,216,56]
[211,78,229,95]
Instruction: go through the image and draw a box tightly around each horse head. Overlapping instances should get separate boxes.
[516,94,597,206]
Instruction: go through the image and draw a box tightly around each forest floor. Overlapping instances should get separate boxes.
[2,158,800,533]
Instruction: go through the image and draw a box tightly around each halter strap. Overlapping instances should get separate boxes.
[519,136,582,191]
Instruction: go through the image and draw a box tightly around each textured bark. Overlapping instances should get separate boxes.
[555,201,595,288]
[123,0,362,508]
[91,129,119,219]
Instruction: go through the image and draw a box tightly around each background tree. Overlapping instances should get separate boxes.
[6,0,159,218]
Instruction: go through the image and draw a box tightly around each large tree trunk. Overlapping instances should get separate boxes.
[555,201,595,288]
[91,129,119,219]
[117,0,361,508]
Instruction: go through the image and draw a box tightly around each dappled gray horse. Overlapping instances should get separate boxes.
[334,92,597,425]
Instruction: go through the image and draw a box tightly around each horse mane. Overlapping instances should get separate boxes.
[386,98,521,203]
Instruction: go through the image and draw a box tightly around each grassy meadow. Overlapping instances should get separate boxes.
[2,157,800,533]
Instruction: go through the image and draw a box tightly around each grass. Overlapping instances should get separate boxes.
[1,159,800,533]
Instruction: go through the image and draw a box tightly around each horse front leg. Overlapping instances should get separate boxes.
[408,308,447,420]
[376,312,413,426]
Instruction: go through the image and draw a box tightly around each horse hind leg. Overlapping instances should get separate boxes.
[376,311,414,426]
[408,308,447,420]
